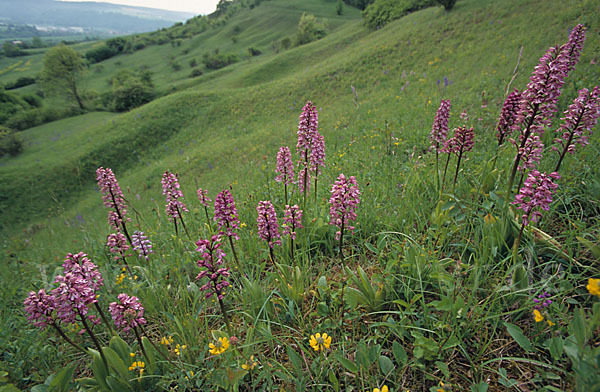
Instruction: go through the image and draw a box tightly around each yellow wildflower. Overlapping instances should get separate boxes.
[309,332,331,352]
[175,344,187,356]
[129,361,145,376]
[208,337,229,355]
[587,278,600,297]
[115,273,125,285]
[373,386,388,392]
[533,309,544,322]
[242,355,258,370]
[241,222,247,228]
[547,320,555,327]
[129,352,135,357]
[161,336,174,346]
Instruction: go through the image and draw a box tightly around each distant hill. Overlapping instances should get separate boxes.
[0,0,195,35]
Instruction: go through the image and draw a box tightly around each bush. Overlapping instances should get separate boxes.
[0,126,23,157]
[110,69,155,112]
[337,0,344,15]
[248,47,262,56]
[436,0,456,10]
[281,37,292,50]
[5,76,37,90]
[343,0,375,10]
[202,53,239,70]
[4,106,77,131]
[362,0,436,29]
[189,68,204,78]
[85,45,116,63]
[106,37,127,53]
[295,13,328,46]
[22,94,42,108]
[0,89,29,125]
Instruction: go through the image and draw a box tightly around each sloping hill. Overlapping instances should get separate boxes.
[1,0,597,235]
[2,0,600,389]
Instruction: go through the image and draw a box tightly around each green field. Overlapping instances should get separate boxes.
[1,0,600,390]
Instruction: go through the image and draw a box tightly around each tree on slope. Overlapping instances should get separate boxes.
[40,44,86,110]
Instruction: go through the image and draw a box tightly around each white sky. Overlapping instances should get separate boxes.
[59,0,220,14]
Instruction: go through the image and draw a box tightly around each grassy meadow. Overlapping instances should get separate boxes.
[1,0,600,390]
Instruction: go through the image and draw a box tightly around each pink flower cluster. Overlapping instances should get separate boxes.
[310,132,326,175]
[24,289,56,329]
[275,146,294,185]
[63,252,104,293]
[296,101,325,192]
[329,174,360,240]
[162,171,188,221]
[443,126,475,156]
[214,190,240,240]
[282,205,303,240]
[496,89,521,145]
[256,201,281,248]
[196,188,212,207]
[297,101,319,155]
[554,86,600,154]
[96,167,130,231]
[53,272,99,325]
[563,24,586,73]
[25,252,104,329]
[108,293,146,333]
[514,25,586,139]
[195,235,230,300]
[107,232,129,260]
[513,170,560,226]
[132,231,153,261]
[430,99,451,152]
[517,134,543,173]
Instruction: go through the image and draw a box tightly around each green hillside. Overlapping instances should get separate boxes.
[1,0,600,390]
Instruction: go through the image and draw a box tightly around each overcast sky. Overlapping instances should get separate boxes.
[59,0,220,14]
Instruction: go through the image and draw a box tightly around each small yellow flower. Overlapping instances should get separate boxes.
[587,278,600,297]
[161,336,174,346]
[436,381,452,392]
[373,386,388,392]
[484,213,496,223]
[240,222,247,228]
[209,337,229,355]
[533,309,544,323]
[129,352,135,357]
[547,320,555,327]
[175,344,187,356]
[128,361,145,377]
[242,355,258,370]
[309,332,332,352]
[115,273,125,285]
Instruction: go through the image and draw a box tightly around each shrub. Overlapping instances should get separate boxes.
[295,13,328,46]
[436,0,456,10]
[189,68,204,78]
[4,76,36,90]
[189,58,198,67]
[337,0,344,15]
[85,45,116,63]
[0,89,29,125]
[248,47,262,56]
[0,126,23,157]
[202,53,239,70]
[170,61,182,71]
[362,0,436,29]
[106,37,127,53]
[281,37,292,50]
[22,94,42,108]
[343,0,375,10]
[110,69,155,112]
